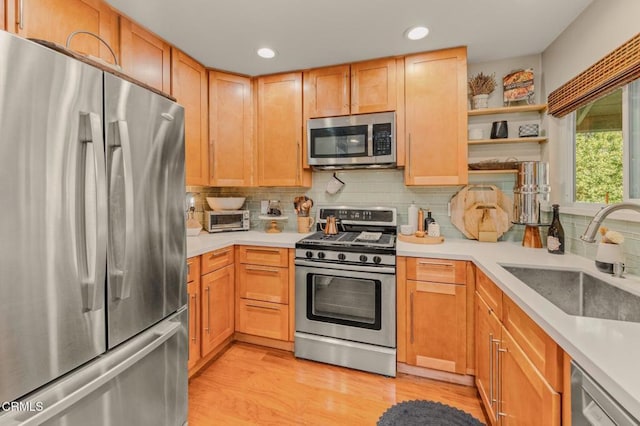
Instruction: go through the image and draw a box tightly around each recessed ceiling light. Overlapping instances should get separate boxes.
[405,26,429,41]
[257,47,276,59]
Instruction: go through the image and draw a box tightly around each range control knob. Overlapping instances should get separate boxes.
[305,251,313,258]
[338,253,346,261]
[317,252,326,259]
[359,255,368,263]
[373,256,382,264]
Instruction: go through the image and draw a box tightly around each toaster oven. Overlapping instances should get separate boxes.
[205,210,250,233]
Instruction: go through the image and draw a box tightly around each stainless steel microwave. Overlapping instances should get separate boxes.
[205,210,250,233]
[307,112,396,169]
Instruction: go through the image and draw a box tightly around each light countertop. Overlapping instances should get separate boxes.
[188,231,640,418]
[186,230,311,258]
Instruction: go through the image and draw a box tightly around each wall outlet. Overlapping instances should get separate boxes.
[260,200,269,214]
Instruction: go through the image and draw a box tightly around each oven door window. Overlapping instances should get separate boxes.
[209,214,243,228]
[306,274,381,330]
[309,125,368,158]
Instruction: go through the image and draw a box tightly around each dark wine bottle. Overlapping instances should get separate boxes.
[547,204,565,254]
[424,209,435,231]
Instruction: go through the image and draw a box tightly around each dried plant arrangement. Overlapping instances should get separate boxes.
[468,72,497,96]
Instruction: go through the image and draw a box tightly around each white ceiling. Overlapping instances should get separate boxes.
[106,0,594,76]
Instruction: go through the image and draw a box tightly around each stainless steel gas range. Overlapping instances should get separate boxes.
[294,206,397,376]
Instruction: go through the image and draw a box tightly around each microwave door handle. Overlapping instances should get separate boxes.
[367,125,374,157]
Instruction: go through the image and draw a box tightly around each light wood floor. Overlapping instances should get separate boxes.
[189,343,488,425]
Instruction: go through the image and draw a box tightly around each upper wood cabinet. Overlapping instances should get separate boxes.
[1,2,6,31]
[351,58,398,114]
[404,47,468,185]
[304,58,398,118]
[8,0,119,65]
[209,71,253,187]
[171,48,209,186]
[119,17,171,93]
[304,65,350,118]
[257,72,310,187]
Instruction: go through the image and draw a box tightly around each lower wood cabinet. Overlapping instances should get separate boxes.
[400,257,469,376]
[235,245,291,341]
[188,249,235,376]
[475,271,561,425]
[406,280,466,374]
[187,256,201,370]
[237,299,288,340]
[201,263,235,356]
[499,326,561,426]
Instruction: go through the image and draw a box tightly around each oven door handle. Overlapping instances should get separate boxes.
[294,259,395,275]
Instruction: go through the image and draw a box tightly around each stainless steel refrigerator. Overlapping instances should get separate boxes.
[0,31,188,425]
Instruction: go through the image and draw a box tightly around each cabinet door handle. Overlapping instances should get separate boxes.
[209,139,215,182]
[205,286,210,334]
[417,260,454,268]
[496,342,508,420]
[246,303,279,311]
[245,265,280,274]
[410,291,415,344]
[247,247,281,254]
[208,247,231,259]
[407,134,412,177]
[18,0,24,30]
[296,140,301,182]
[190,294,197,342]
[489,333,494,409]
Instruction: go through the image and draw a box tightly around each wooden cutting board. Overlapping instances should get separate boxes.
[450,185,513,240]
[398,234,445,244]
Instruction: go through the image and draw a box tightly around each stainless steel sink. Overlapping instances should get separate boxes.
[501,266,640,323]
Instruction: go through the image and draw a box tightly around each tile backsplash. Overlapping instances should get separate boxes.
[187,169,524,242]
[187,169,640,277]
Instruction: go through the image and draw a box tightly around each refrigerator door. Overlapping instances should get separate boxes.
[0,32,107,402]
[104,73,186,348]
[0,308,188,426]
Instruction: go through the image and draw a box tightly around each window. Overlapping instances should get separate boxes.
[569,80,640,205]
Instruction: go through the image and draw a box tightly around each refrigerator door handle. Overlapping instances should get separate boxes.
[109,120,135,300]
[17,320,182,426]
[78,112,108,312]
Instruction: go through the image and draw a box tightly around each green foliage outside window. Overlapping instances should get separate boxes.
[575,131,623,203]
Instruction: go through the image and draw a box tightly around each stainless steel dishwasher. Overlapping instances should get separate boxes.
[571,361,639,425]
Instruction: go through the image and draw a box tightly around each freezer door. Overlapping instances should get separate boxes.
[0,32,107,403]
[0,308,188,426]
[104,73,186,348]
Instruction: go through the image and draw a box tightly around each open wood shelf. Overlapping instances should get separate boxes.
[468,137,547,145]
[468,104,547,116]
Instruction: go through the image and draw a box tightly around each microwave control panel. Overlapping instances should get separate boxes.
[372,123,393,156]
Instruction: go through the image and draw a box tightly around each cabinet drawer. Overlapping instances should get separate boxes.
[503,296,563,392]
[476,268,503,319]
[238,264,288,303]
[406,258,466,284]
[187,256,201,283]
[238,245,288,267]
[237,299,288,340]
[201,246,234,274]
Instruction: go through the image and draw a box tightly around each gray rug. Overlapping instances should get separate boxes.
[377,400,485,426]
